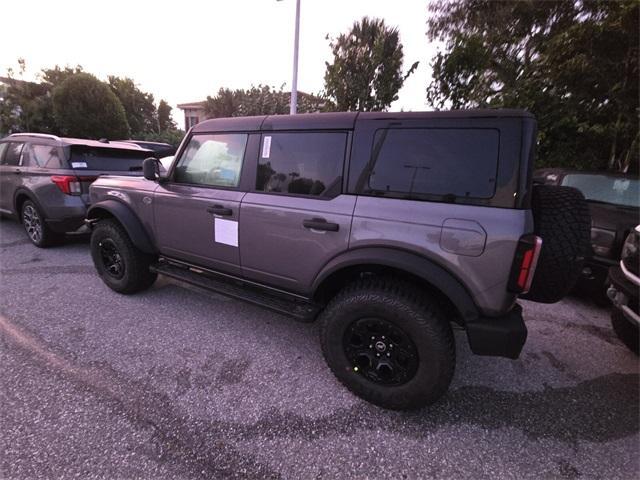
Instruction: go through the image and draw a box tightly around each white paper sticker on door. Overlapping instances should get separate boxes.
[262,136,272,158]
[214,218,238,247]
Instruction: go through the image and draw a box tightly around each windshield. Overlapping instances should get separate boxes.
[561,174,639,208]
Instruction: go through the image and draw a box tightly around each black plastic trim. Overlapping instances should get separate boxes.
[86,199,156,254]
[465,304,527,359]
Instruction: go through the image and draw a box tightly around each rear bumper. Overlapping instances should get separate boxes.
[465,304,527,359]
[45,215,86,233]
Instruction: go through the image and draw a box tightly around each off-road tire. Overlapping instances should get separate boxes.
[524,185,590,303]
[90,219,157,294]
[319,277,455,410]
[611,308,639,355]
[21,200,62,248]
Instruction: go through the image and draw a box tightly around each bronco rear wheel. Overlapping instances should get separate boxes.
[524,185,590,303]
[319,277,455,410]
[90,219,157,294]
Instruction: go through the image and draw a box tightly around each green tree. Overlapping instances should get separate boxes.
[52,73,130,139]
[324,17,418,111]
[204,85,332,118]
[108,76,157,136]
[426,0,639,172]
[157,99,176,132]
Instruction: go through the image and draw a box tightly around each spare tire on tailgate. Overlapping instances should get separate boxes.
[523,185,590,303]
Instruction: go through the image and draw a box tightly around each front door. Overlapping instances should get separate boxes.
[240,131,355,294]
[153,132,251,277]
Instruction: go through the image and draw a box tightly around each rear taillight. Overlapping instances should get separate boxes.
[51,175,82,195]
[508,234,543,294]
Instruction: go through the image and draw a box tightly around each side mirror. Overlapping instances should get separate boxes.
[143,157,160,181]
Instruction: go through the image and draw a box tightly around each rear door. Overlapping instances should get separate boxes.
[153,132,257,277]
[0,141,24,214]
[240,131,355,294]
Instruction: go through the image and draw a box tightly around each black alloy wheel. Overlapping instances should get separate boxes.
[98,238,125,279]
[344,317,419,385]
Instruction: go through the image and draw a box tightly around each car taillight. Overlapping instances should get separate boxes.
[508,234,543,294]
[51,175,82,195]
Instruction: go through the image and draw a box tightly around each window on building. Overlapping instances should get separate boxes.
[185,116,200,130]
[366,128,500,199]
[174,133,247,188]
[256,132,346,198]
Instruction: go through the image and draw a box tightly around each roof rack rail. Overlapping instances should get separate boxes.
[9,133,62,141]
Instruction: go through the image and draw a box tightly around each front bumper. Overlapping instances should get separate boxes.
[465,304,527,359]
[607,265,640,327]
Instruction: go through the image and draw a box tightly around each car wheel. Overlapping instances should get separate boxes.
[319,277,455,410]
[21,200,61,247]
[523,185,591,303]
[90,219,157,294]
[611,308,639,355]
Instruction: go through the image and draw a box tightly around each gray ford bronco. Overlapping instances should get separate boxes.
[86,111,590,410]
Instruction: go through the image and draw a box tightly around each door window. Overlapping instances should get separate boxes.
[0,143,7,163]
[2,142,23,166]
[256,132,346,198]
[174,133,247,188]
[22,144,63,168]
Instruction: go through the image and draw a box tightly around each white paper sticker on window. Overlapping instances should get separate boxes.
[71,162,87,168]
[262,136,271,159]
[214,218,238,247]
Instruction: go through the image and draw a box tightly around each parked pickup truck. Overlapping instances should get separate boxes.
[85,111,590,410]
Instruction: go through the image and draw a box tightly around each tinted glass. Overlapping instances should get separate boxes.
[69,146,149,171]
[561,174,639,208]
[256,132,346,198]
[3,142,23,166]
[0,143,7,163]
[174,133,247,187]
[367,128,500,199]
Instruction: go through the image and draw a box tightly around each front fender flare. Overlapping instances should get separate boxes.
[87,199,156,254]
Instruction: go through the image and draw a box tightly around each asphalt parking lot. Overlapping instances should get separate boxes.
[1,218,638,480]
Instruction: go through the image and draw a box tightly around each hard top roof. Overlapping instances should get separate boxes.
[191,109,533,133]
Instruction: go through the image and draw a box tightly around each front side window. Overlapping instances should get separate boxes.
[366,128,500,199]
[0,143,7,164]
[256,132,346,198]
[174,133,247,188]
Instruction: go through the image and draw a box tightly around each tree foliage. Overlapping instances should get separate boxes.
[108,76,157,136]
[426,0,639,172]
[204,85,333,118]
[52,73,130,139]
[324,17,417,111]
[157,99,176,132]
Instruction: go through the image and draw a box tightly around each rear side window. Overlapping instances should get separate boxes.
[256,132,346,198]
[0,143,7,163]
[2,142,23,166]
[22,144,63,168]
[69,146,149,171]
[366,128,499,199]
[174,133,247,188]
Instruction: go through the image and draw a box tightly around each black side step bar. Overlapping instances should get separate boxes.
[150,260,321,322]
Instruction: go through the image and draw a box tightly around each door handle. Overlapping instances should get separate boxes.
[13,169,21,175]
[207,204,233,216]
[303,218,339,232]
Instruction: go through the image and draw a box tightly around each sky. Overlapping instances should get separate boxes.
[0,0,439,129]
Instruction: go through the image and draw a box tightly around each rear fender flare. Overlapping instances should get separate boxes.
[311,247,480,322]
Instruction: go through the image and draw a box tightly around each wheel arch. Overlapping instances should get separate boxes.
[87,200,156,254]
[14,188,43,218]
[311,247,480,324]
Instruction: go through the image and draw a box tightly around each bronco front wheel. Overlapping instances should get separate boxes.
[90,219,157,294]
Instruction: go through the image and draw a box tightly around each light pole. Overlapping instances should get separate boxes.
[290,0,300,115]
[278,0,301,115]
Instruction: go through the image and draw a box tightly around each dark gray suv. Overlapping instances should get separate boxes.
[86,111,590,409]
[0,133,151,246]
